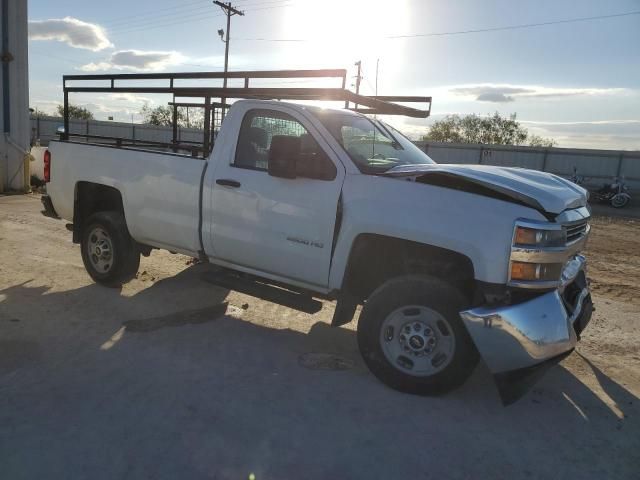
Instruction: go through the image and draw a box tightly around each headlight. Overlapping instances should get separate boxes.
[510,261,563,282]
[509,213,590,289]
[514,226,566,247]
[509,220,568,288]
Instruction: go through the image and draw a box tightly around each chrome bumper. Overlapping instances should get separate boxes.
[460,257,592,403]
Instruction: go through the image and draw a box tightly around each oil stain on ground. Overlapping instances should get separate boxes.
[123,303,231,333]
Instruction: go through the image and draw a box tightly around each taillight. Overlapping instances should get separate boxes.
[44,150,51,183]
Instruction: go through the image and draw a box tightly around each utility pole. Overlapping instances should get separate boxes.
[353,60,362,109]
[214,1,244,120]
[354,60,362,96]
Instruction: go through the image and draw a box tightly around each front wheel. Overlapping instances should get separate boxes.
[611,193,630,208]
[357,275,479,395]
[81,211,140,287]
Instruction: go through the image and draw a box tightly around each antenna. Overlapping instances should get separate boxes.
[375,58,379,97]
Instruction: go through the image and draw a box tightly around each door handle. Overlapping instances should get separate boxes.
[216,179,241,188]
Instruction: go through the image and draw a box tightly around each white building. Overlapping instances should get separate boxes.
[0,0,29,192]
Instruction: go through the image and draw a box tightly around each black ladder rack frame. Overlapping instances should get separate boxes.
[61,69,432,157]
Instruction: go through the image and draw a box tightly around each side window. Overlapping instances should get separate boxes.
[234,109,337,180]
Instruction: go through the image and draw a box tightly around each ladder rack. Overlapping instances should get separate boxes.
[61,69,432,156]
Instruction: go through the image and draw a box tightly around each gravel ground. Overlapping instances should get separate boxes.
[0,194,638,480]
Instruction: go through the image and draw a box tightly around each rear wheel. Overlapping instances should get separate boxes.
[81,211,140,287]
[357,275,479,395]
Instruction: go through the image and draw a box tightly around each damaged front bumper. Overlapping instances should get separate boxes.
[460,257,593,405]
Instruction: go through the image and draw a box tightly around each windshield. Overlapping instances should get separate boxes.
[316,111,435,173]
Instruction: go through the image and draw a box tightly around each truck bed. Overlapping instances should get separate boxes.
[47,140,206,256]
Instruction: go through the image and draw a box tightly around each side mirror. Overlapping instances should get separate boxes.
[268,136,300,179]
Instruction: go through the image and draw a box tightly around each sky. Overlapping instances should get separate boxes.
[27,0,640,150]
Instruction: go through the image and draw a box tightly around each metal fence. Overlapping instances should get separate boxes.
[416,141,640,192]
[30,115,205,148]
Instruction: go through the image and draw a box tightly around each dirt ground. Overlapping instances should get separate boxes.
[0,194,639,479]
[586,216,640,306]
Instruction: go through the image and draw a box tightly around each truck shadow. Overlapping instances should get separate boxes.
[1,267,638,477]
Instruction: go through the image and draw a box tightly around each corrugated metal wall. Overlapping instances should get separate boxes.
[418,141,640,192]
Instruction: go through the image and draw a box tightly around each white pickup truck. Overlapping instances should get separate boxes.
[43,98,593,404]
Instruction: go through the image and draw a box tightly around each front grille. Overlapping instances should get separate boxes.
[565,220,588,243]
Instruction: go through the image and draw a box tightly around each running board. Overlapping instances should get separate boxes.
[201,270,324,314]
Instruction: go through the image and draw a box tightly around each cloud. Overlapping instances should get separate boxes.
[29,99,63,116]
[29,17,112,51]
[518,119,640,150]
[449,84,627,103]
[80,50,183,72]
[100,93,154,104]
[456,86,531,103]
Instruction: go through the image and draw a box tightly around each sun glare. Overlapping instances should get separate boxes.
[281,0,410,86]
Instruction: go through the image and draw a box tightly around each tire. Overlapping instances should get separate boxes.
[611,193,630,208]
[80,211,140,287]
[357,275,479,396]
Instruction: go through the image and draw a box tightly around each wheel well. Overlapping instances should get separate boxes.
[342,234,475,302]
[72,182,124,243]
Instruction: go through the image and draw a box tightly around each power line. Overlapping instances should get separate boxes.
[105,0,289,30]
[101,0,212,27]
[108,12,225,35]
[105,0,293,33]
[106,6,219,30]
[233,10,640,42]
[108,1,294,35]
[233,0,298,7]
[107,10,225,33]
[387,10,640,39]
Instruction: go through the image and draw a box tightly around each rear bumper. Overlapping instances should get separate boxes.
[40,194,59,218]
[460,262,592,404]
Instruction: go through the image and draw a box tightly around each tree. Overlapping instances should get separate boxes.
[140,104,175,126]
[56,104,94,120]
[423,112,555,147]
[140,104,204,129]
[527,134,556,148]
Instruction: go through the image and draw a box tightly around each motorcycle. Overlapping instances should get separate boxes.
[569,167,632,209]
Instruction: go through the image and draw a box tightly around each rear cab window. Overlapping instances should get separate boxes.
[234,109,337,180]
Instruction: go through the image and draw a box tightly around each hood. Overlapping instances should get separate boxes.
[384,164,588,215]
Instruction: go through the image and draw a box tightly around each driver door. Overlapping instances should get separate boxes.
[208,106,344,288]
